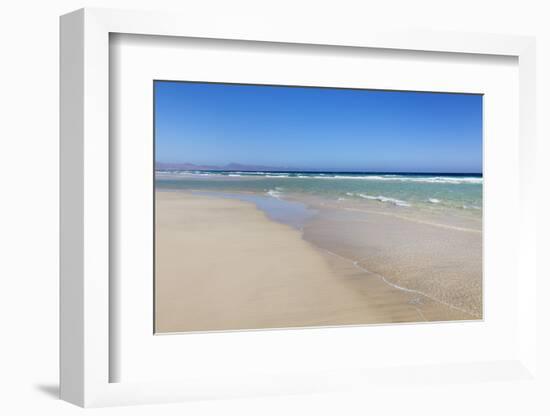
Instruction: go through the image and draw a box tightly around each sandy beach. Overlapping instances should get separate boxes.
[155,190,478,333]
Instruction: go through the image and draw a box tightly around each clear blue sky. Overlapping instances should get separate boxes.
[155,81,482,173]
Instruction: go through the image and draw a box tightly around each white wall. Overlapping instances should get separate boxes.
[1,0,548,414]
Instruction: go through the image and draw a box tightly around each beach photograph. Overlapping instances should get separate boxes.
[154,81,483,333]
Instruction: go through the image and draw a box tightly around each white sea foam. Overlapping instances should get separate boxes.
[313,175,482,184]
[428,198,441,204]
[171,171,212,177]
[231,171,265,176]
[266,189,282,198]
[155,170,482,184]
[352,193,411,207]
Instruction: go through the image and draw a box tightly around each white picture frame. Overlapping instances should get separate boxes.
[60,7,538,407]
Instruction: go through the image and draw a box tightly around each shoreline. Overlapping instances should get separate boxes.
[155,189,481,333]
[183,189,480,317]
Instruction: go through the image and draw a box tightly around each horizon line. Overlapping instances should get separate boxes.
[154,168,483,175]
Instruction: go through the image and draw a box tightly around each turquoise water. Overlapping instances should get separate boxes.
[156,171,482,213]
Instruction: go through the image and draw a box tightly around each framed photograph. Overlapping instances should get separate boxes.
[60,8,538,407]
[153,81,483,333]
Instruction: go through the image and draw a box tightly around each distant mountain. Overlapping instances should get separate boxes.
[156,162,218,171]
[155,162,289,171]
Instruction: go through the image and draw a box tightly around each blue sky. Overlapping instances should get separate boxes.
[155,81,482,173]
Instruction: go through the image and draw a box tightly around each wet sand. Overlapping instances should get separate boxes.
[301,197,482,319]
[155,191,480,333]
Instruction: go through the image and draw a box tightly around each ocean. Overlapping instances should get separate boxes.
[155,171,483,216]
